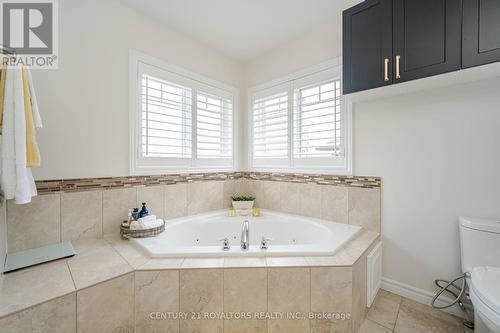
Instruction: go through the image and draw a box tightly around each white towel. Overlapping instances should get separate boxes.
[137,215,157,224]
[130,218,163,230]
[1,67,16,199]
[0,66,37,204]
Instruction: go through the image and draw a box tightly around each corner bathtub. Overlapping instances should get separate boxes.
[132,210,362,258]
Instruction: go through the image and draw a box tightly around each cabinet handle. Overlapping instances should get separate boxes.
[396,55,401,79]
[384,58,389,81]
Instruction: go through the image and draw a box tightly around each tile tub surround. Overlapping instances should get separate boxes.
[0,230,379,328]
[5,179,245,252]
[6,173,381,252]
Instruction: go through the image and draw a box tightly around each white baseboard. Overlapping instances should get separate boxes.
[381,277,466,318]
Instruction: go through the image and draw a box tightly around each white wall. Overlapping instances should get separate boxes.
[31,0,243,180]
[244,21,341,88]
[354,78,500,291]
[243,23,500,294]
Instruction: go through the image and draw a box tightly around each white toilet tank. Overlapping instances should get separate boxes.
[459,216,500,273]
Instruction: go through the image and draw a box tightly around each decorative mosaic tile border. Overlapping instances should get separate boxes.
[34,171,380,195]
[246,172,381,188]
[35,172,245,194]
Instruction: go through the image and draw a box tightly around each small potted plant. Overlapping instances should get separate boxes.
[231,195,255,210]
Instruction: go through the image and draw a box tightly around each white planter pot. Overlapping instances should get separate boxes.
[232,200,254,210]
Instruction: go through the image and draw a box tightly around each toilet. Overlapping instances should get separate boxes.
[460,217,500,333]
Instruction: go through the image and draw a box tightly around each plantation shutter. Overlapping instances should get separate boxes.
[196,91,233,159]
[293,79,344,159]
[141,74,192,158]
[252,88,289,165]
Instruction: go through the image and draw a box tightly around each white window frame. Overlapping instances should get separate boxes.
[248,58,352,175]
[129,50,239,175]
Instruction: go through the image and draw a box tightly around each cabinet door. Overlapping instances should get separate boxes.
[392,0,461,83]
[342,0,393,94]
[463,0,500,68]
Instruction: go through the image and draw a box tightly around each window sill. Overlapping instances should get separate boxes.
[247,167,353,176]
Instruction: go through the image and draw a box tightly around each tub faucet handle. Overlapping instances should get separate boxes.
[260,237,273,250]
[217,238,230,251]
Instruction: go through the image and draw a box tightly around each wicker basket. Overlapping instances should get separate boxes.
[120,221,165,239]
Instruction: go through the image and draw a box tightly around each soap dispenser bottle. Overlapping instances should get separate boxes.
[139,202,149,218]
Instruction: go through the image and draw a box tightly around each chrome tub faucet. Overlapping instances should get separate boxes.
[241,220,250,250]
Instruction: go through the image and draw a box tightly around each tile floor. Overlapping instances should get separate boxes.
[360,290,472,333]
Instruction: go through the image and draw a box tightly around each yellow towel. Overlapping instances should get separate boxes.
[22,67,41,167]
[0,64,6,134]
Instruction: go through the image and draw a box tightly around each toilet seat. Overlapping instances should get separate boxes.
[471,266,500,333]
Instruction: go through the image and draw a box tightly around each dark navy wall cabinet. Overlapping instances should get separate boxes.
[463,0,500,68]
[342,0,393,94]
[393,0,462,82]
[343,0,500,94]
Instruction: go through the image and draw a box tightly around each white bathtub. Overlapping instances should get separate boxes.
[132,210,362,258]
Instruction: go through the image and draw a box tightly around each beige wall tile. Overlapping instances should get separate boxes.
[299,183,322,219]
[7,194,61,252]
[224,319,266,333]
[77,273,134,333]
[164,183,188,220]
[139,258,184,270]
[279,182,300,214]
[61,191,102,241]
[137,185,165,220]
[0,293,76,333]
[180,269,223,312]
[187,181,223,215]
[311,319,351,333]
[224,268,267,312]
[223,179,244,208]
[266,257,308,268]
[0,260,75,318]
[180,319,222,333]
[180,269,223,333]
[268,268,310,333]
[348,187,381,232]
[102,187,136,236]
[262,181,280,211]
[366,290,401,330]
[352,255,368,333]
[181,258,224,269]
[242,179,263,207]
[321,186,348,223]
[105,235,150,269]
[135,270,179,333]
[311,267,352,313]
[269,318,310,333]
[67,239,133,289]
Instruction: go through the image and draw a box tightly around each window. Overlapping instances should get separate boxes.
[252,90,289,163]
[141,74,192,158]
[196,91,233,159]
[249,65,351,173]
[130,51,237,174]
